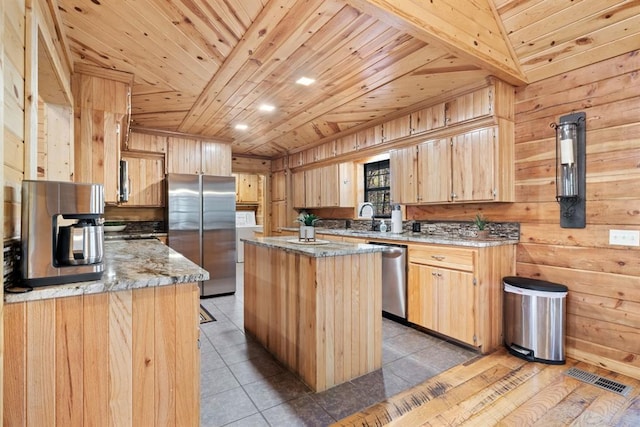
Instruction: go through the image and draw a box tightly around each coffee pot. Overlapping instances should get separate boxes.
[21,180,105,287]
[56,219,104,265]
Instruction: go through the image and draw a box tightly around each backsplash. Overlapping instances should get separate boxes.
[316,219,520,240]
[4,239,21,289]
[118,221,165,233]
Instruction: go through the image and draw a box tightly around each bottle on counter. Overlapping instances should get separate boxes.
[379,219,387,232]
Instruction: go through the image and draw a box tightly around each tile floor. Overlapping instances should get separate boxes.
[199,264,479,426]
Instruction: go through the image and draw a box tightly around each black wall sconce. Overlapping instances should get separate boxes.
[551,112,586,228]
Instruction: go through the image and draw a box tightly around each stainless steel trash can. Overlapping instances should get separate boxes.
[503,276,568,364]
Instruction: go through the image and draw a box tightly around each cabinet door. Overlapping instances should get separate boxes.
[122,153,165,206]
[271,200,288,232]
[451,127,496,202]
[390,146,418,204]
[167,138,201,174]
[126,132,166,153]
[304,168,322,207]
[437,269,476,346]
[357,125,383,149]
[417,138,450,203]
[382,115,411,142]
[291,170,306,208]
[411,103,446,134]
[407,263,437,330]
[338,162,354,207]
[272,171,286,201]
[201,141,231,176]
[235,173,259,203]
[445,86,493,125]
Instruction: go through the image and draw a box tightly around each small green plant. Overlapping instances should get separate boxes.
[297,213,320,226]
[473,213,488,230]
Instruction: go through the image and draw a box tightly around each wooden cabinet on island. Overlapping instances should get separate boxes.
[243,237,384,391]
[3,240,207,426]
[407,242,515,353]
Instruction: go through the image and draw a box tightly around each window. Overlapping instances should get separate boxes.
[364,159,391,216]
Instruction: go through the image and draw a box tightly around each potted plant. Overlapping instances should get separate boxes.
[473,213,489,239]
[296,212,320,241]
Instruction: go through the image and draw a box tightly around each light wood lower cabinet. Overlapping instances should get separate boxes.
[243,242,382,392]
[408,243,515,353]
[3,284,200,426]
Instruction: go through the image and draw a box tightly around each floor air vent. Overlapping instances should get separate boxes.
[564,367,632,397]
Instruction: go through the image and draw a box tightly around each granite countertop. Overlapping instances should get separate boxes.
[242,236,386,258]
[280,227,519,247]
[5,239,208,304]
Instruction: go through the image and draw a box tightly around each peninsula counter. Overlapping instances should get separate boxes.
[4,239,208,427]
[243,236,385,392]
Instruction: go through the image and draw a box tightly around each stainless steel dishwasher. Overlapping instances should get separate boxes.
[368,242,407,320]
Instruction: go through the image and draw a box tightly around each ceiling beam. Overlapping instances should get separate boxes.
[347,0,528,86]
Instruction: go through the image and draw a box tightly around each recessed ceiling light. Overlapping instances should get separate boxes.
[296,77,315,86]
[235,124,248,130]
[259,104,275,112]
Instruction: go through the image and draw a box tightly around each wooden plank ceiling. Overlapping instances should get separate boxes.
[55,0,640,158]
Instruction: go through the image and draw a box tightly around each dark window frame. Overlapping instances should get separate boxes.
[364,159,391,217]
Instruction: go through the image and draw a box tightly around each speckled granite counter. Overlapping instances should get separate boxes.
[242,235,386,257]
[4,239,208,303]
[280,227,519,247]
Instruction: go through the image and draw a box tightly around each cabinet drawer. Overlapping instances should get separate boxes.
[408,245,475,271]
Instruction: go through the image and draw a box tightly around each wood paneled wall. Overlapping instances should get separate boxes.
[37,100,73,181]
[408,50,640,379]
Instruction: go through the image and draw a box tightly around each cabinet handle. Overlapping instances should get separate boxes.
[437,273,443,277]
[431,255,445,261]
[431,272,437,276]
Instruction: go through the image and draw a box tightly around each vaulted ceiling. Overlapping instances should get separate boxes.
[55,0,639,158]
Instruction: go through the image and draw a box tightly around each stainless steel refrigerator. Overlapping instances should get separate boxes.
[167,173,236,297]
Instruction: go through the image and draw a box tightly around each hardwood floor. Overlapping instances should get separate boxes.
[334,348,640,426]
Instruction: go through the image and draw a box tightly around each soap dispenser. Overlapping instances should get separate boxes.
[379,219,387,232]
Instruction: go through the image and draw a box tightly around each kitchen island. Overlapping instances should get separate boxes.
[243,236,384,392]
[4,239,207,427]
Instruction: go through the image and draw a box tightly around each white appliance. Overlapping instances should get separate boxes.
[236,211,263,262]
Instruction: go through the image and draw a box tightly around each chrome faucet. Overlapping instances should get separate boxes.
[358,202,376,230]
[358,202,374,217]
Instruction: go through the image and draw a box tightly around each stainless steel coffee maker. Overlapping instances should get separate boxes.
[21,180,105,287]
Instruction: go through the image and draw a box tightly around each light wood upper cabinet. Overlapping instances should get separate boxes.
[391,125,513,204]
[120,152,165,206]
[391,138,450,204]
[292,163,354,208]
[167,138,231,176]
[411,103,446,134]
[73,72,131,204]
[407,243,515,353]
[272,170,286,201]
[291,170,306,208]
[234,173,259,203]
[445,86,493,125]
[450,125,514,202]
[390,146,418,204]
[417,138,450,203]
[125,132,167,153]
[383,115,411,142]
[357,125,383,149]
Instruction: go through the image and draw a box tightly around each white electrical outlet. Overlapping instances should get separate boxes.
[609,230,640,246]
